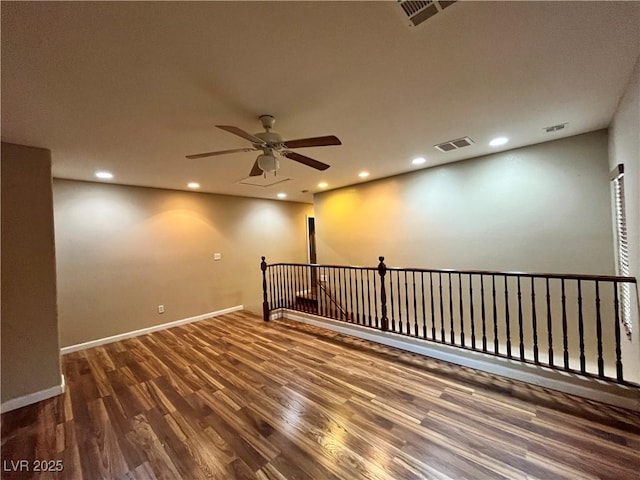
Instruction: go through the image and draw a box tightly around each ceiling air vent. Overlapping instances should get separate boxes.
[544,122,568,133]
[434,136,474,153]
[397,0,456,27]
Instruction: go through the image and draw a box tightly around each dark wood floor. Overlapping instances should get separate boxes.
[2,311,640,480]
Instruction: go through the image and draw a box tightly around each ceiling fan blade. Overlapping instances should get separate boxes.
[283,135,342,149]
[282,151,330,171]
[186,147,257,159]
[216,125,266,145]
[249,159,263,177]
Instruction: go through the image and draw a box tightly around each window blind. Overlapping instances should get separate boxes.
[611,164,631,337]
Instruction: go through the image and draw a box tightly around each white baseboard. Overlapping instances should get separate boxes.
[61,305,243,354]
[275,309,640,412]
[1,374,66,414]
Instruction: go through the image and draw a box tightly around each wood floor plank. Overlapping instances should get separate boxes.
[2,311,640,479]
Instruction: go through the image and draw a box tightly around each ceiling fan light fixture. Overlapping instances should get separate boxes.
[257,154,279,174]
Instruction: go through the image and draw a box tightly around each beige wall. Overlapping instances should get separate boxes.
[313,130,632,380]
[1,143,62,404]
[609,54,640,381]
[315,130,614,275]
[53,180,312,347]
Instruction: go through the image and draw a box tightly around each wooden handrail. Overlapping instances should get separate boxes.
[266,262,637,283]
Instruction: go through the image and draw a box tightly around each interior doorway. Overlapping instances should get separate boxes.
[307,216,317,264]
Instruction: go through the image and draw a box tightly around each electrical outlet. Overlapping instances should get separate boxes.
[158,305,165,314]
[214,253,222,261]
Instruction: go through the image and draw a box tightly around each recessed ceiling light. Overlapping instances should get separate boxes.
[412,157,426,165]
[277,193,287,199]
[489,137,509,147]
[187,182,200,189]
[358,171,370,178]
[318,182,328,188]
[95,171,113,179]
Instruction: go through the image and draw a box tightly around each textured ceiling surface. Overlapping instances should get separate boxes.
[2,1,639,202]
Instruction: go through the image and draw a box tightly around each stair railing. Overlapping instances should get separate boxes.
[261,256,638,385]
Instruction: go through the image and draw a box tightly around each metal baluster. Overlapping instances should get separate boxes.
[595,280,604,377]
[469,274,476,350]
[405,271,410,335]
[390,270,396,332]
[546,278,553,367]
[481,275,487,352]
[421,273,427,339]
[286,265,291,309]
[278,266,283,310]
[336,267,342,320]
[318,267,324,317]
[430,272,436,340]
[348,268,355,322]
[492,275,498,355]
[398,271,404,334]
[310,265,315,314]
[274,265,280,309]
[505,276,512,358]
[561,279,569,369]
[449,273,455,344]
[360,269,366,325]
[439,273,445,342]
[293,265,304,311]
[578,280,586,373]
[269,265,274,312]
[343,268,349,320]
[613,281,623,381]
[351,268,361,323]
[531,277,538,364]
[413,271,418,337]
[304,265,310,314]
[304,265,309,314]
[517,276,524,360]
[336,267,340,320]
[373,270,379,328]
[340,268,346,320]
[366,269,372,327]
[285,265,292,310]
[459,273,465,347]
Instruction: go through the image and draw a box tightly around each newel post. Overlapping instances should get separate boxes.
[378,256,389,331]
[261,256,269,322]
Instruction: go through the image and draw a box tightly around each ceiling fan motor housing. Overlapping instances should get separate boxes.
[254,131,284,148]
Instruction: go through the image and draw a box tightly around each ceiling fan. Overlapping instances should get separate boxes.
[186,115,341,177]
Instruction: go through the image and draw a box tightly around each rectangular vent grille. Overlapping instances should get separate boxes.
[397,0,456,27]
[544,122,568,133]
[400,0,433,17]
[434,136,474,153]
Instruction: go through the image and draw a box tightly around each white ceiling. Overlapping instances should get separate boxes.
[2,1,639,203]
